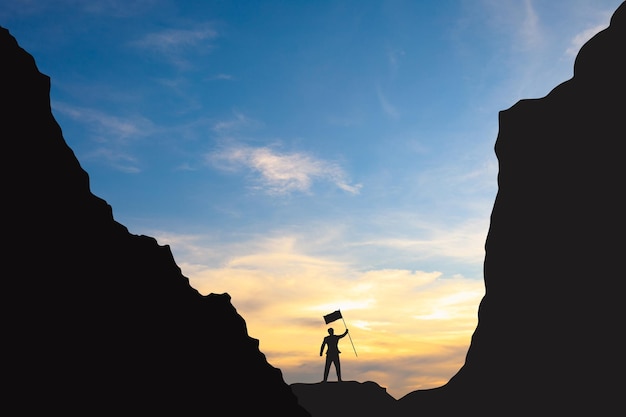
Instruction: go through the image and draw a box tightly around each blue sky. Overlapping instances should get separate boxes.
[3,0,622,399]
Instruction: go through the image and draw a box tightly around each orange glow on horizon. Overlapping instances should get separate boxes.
[183,259,484,399]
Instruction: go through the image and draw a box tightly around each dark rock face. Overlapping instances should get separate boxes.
[2,27,310,416]
[291,381,398,417]
[399,2,625,415]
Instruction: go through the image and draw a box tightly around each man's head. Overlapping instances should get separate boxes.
[328,328,334,335]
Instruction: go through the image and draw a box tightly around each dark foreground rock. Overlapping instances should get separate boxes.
[1,26,309,416]
[291,381,398,417]
[397,2,625,416]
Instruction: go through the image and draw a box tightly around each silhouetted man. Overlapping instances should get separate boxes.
[320,327,348,382]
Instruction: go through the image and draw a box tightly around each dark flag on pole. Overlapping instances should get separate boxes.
[323,310,343,324]
[322,309,357,357]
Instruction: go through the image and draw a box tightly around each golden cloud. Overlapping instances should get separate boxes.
[177,237,484,399]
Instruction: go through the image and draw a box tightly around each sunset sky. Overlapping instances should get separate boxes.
[2,0,621,399]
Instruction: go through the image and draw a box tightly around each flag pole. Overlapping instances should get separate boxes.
[341,316,358,357]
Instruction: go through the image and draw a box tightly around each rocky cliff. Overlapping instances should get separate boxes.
[398,2,625,415]
[1,26,310,416]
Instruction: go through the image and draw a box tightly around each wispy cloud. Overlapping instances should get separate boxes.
[386,46,405,77]
[53,102,153,142]
[470,0,543,52]
[565,23,608,57]
[211,111,258,132]
[354,216,489,266]
[130,24,218,68]
[519,0,541,50]
[376,86,399,119]
[52,102,153,172]
[86,148,141,173]
[207,144,362,195]
[132,25,217,52]
[208,73,235,81]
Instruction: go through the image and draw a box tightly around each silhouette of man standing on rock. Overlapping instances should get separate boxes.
[320,327,348,382]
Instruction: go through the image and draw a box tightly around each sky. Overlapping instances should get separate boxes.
[2,0,622,399]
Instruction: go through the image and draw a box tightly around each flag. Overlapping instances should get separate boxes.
[323,310,342,324]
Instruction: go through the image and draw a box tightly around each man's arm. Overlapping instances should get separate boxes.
[339,329,348,338]
[320,339,326,356]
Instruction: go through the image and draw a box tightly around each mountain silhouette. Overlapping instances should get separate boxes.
[2,1,624,416]
[396,2,625,415]
[1,26,310,416]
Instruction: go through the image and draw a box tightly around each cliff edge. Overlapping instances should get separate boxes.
[1,26,310,416]
[398,2,625,415]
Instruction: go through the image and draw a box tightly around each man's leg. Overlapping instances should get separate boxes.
[323,356,331,382]
[335,357,342,381]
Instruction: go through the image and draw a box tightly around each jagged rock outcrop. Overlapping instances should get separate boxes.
[2,27,310,416]
[398,2,625,415]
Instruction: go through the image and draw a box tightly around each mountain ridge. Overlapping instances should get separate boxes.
[2,25,310,416]
[396,2,625,415]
